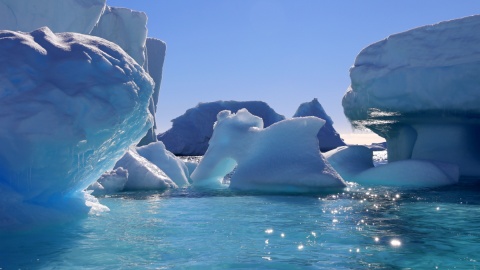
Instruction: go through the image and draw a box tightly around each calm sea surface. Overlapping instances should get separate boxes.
[1,152,479,269]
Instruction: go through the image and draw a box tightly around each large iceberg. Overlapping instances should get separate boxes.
[191,109,346,193]
[343,15,480,178]
[0,27,153,228]
[158,101,286,156]
[293,98,345,151]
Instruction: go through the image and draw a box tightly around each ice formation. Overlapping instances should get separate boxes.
[158,101,286,155]
[0,27,154,227]
[91,6,147,66]
[90,142,189,194]
[0,0,106,34]
[136,142,190,187]
[191,109,346,192]
[325,146,459,187]
[293,98,345,151]
[113,148,177,191]
[343,15,480,178]
[138,38,167,146]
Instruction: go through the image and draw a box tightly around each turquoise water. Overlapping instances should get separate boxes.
[1,181,480,269]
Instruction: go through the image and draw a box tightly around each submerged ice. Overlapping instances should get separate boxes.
[343,15,480,178]
[191,109,346,192]
[0,27,154,228]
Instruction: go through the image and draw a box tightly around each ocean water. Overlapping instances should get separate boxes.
[1,153,480,269]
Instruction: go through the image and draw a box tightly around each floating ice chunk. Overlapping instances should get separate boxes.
[115,149,177,191]
[88,167,128,195]
[324,146,374,182]
[293,98,345,151]
[343,15,480,177]
[325,146,458,187]
[137,142,190,187]
[354,160,459,187]
[191,109,346,192]
[0,0,106,34]
[158,101,285,156]
[0,27,153,228]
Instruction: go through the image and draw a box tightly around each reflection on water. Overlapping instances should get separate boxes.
[1,182,480,269]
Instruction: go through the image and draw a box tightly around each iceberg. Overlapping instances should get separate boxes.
[158,101,285,156]
[0,0,106,34]
[325,146,459,187]
[343,15,480,178]
[138,38,167,146]
[113,148,177,191]
[91,6,147,67]
[293,98,346,151]
[136,142,190,187]
[191,109,346,192]
[0,27,154,228]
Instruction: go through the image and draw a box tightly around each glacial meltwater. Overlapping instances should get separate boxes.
[1,153,480,269]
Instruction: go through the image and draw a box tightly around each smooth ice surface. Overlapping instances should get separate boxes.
[293,98,345,151]
[191,109,346,192]
[139,38,167,146]
[324,146,375,182]
[158,101,285,155]
[343,15,480,177]
[137,142,190,187]
[0,0,106,34]
[0,27,154,228]
[91,6,147,66]
[325,146,459,187]
[355,160,459,187]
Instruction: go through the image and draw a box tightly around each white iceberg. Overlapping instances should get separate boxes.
[191,109,346,192]
[325,146,459,187]
[293,98,345,151]
[343,15,480,178]
[0,27,153,227]
[114,149,177,191]
[137,142,190,187]
[158,101,285,156]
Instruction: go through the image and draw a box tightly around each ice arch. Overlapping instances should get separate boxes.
[191,109,346,193]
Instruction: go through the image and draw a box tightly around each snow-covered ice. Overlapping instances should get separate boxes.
[324,146,374,182]
[158,101,285,156]
[0,27,154,228]
[191,109,346,192]
[293,98,345,151]
[343,15,480,178]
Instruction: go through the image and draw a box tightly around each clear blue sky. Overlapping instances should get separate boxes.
[109,0,480,134]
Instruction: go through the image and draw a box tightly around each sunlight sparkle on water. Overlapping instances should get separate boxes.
[390,239,402,247]
[265,228,273,234]
[298,244,304,250]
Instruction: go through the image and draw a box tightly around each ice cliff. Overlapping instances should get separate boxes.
[343,15,480,178]
[158,101,286,156]
[0,27,154,227]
